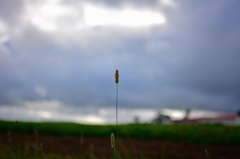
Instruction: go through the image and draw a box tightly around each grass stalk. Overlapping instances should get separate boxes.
[115,69,119,158]
[205,149,212,159]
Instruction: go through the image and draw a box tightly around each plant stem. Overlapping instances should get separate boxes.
[114,69,119,159]
[115,83,119,155]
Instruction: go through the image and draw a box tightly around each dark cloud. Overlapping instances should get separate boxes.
[0,0,24,25]
[158,0,240,112]
[0,0,240,123]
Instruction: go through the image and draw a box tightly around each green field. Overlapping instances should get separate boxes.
[1,120,240,145]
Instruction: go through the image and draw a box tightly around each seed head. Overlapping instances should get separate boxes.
[110,133,115,149]
[115,70,119,83]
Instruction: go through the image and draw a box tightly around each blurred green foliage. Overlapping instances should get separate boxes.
[1,120,240,145]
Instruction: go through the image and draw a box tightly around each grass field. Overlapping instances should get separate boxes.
[1,120,240,159]
[1,120,240,145]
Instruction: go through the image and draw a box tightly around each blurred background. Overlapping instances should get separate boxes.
[0,0,240,124]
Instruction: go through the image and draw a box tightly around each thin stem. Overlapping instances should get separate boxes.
[114,69,119,159]
[115,83,118,152]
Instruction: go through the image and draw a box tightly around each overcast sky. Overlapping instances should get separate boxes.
[0,0,240,123]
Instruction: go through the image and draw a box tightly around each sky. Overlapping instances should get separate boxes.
[0,0,240,124]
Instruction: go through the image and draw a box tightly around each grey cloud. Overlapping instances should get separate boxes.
[63,0,159,7]
[155,0,240,112]
[0,0,24,25]
[107,0,240,112]
[0,0,240,121]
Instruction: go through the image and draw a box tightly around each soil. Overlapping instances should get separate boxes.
[1,132,240,159]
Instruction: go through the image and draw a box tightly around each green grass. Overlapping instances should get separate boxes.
[1,120,240,145]
[0,143,72,159]
[1,120,240,159]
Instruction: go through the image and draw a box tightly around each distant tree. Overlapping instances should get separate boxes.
[184,108,191,119]
[134,116,140,124]
[152,114,171,124]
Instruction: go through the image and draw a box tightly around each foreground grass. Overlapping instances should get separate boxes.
[0,145,68,159]
[1,120,240,145]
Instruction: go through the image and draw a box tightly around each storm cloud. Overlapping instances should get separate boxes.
[0,0,240,123]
